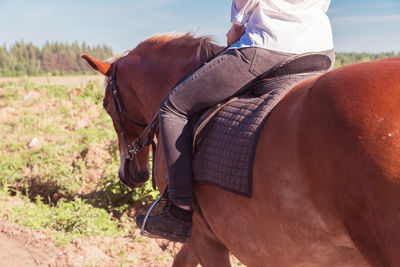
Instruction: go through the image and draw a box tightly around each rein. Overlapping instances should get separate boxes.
[108,60,159,189]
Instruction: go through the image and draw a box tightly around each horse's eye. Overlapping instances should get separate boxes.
[103,100,108,110]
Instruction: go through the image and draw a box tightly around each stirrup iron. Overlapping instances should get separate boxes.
[140,189,167,237]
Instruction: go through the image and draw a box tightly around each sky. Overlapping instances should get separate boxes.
[0,0,399,54]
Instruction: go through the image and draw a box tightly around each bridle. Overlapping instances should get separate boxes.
[108,60,159,188]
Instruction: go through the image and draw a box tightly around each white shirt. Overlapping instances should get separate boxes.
[230,0,334,53]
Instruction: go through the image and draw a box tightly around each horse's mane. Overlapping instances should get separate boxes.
[136,33,222,64]
[112,33,223,67]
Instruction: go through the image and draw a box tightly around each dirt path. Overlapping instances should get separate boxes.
[0,75,102,86]
[0,220,66,266]
[0,218,179,267]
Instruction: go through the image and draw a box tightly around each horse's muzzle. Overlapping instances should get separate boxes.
[118,158,149,188]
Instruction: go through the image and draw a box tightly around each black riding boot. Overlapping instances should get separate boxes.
[135,201,193,243]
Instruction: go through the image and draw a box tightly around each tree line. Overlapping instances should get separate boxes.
[0,40,398,77]
[334,52,399,69]
[0,41,113,77]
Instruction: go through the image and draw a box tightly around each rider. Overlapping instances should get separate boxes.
[136,0,335,242]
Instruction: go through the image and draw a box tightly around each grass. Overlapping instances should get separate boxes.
[2,193,125,246]
[0,77,158,246]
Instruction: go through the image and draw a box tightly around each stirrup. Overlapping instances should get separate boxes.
[140,188,168,238]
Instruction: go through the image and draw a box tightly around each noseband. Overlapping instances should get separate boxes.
[108,60,159,188]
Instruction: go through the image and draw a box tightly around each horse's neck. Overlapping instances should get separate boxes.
[138,52,202,120]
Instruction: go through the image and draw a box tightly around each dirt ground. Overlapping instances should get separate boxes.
[0,217,180,267]
[0,75,103,86]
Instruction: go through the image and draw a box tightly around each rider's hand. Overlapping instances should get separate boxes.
[226,23,246,46]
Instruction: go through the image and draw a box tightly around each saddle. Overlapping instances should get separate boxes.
[191,52,331,196]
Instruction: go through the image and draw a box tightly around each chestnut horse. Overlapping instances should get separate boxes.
[83,33,400,266]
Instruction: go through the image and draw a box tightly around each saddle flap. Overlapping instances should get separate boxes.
[261,52,332,79]
[252,73,317,96]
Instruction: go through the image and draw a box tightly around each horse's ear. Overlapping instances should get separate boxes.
[81,54,112,76]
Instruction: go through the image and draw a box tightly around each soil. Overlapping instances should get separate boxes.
[82,142,113,185]
[0,75,103,86]
[0,217,180,267]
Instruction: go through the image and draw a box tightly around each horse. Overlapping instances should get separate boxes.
[82,33,400,266]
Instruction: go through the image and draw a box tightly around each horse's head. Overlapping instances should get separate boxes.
[82,33,223,190]
[82,54,151,188]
